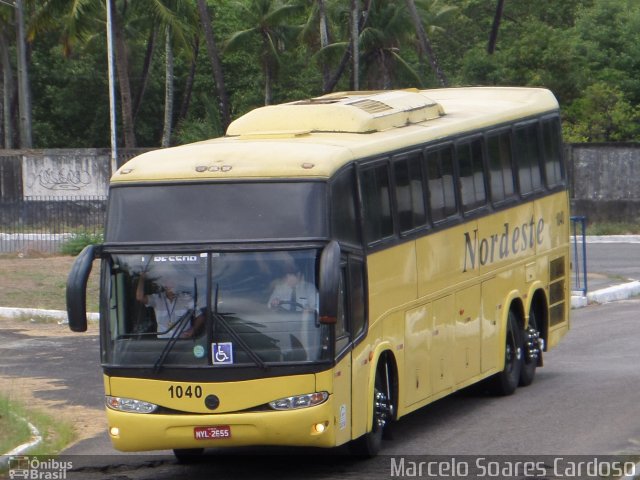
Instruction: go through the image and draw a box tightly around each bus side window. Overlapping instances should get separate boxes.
[514,122,543,195]
[393,151,427,234]
[542,117,565,187]
[331,167,360,246]
[487,130,515,203]
[425,144,457,223]
[359,162,394,245]
[456,137,487,212]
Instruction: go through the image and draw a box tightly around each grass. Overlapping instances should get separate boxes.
[0,393,75,457]
[0,395,31,453]
[0,255,99,312]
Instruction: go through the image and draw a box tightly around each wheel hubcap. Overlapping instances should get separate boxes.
[374,390,393,430]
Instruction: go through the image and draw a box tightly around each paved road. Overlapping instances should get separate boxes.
[585,242,640,282]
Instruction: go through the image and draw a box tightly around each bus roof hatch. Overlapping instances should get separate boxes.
[226,90,445,136]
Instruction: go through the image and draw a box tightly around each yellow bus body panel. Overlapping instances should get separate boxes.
[106,373,341,451]
[362,191,570,417]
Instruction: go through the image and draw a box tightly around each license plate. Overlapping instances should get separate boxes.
[194,425,231,440]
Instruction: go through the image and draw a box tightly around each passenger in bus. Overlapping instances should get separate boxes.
[268,264,317,313]
[136,272,204,338]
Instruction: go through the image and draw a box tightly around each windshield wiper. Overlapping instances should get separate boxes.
[153,278,198,373]
[153,309,193,373]
[211,284,267,371]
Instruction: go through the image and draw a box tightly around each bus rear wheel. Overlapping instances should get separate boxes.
[350,359,394,457]
[489,310,523,396]
[520,308,542,387]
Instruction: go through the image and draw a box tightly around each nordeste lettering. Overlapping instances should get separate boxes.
[463,216,545,272]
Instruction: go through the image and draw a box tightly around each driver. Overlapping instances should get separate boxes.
[136,272,204,338]
[268,264,317,312]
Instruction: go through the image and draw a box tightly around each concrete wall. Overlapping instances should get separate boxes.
[0,148,147,201]
[22,149,111,198]
[1,144,640,223]
[568,143,640,223]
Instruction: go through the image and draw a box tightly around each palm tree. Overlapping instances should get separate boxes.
[0,15,15,148]
[406,0,453,86]
[487,0,505,54]
[299,0,333,92]
[33,0,197,148]
[225,0,303,105]
[196,0,231,129]
[316,0,373,93]
[359,1,420,89]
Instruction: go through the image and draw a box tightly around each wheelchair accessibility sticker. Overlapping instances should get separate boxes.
[212,342,233,365]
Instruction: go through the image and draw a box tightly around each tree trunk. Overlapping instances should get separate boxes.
[15,0,32,147]
[179,36,199,122]
[196,0,231,130]
[405,0,448,87]
[133,26,158,122]
[325,0,371,93]
[487,0,505,54]
[350,0,359,90]
[161,26,174,148]
[318,0,331,92]
[0,27,15,148]
[110,0,137,148]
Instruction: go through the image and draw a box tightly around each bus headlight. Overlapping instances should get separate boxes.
[268,392,328,410]
[106,396,158,414]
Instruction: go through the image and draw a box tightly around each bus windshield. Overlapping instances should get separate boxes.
[103,249,330,369]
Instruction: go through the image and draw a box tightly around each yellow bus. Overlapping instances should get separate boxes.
[67,87,570,458]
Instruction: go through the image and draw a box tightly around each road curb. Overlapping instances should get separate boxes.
[0,415,43,467]
[0,307,98,323]
[571,280,640,309]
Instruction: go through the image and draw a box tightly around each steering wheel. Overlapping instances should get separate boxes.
[276,300,305,312]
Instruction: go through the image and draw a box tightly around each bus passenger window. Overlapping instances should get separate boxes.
[425,145,457,222]
[542,117,565,187]
[360,163,394,244]
[457,138,487,212]
[487,130,515,203]
[514,123,542,195]
[393,152,427,233]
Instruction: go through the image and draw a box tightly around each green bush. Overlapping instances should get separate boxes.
[60,232,103,256]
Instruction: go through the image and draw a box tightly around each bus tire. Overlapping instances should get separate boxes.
[519,308,541,387]
[173,448,204,463]
[489,310,523,396]
[350,359,394,457]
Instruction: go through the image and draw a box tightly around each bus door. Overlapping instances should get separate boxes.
[332,256,366,445]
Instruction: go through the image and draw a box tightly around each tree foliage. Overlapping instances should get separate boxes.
[1,0,639,148]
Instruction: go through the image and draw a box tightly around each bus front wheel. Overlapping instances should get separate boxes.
[350,359,394,457]
[489,310,523,396]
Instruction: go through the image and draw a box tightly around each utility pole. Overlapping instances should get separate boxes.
[106,0,118,174]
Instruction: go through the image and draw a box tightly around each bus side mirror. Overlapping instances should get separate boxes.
[318,240,340,325]
[66,244,99,332]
